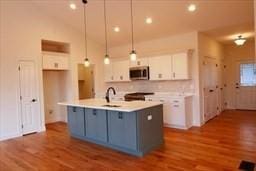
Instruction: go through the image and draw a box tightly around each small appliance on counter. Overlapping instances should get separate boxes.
[124,92,154,101]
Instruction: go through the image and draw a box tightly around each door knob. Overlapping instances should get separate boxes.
[31,99,37,102]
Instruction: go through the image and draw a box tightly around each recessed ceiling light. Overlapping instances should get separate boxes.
[145,17,153,24]
[69,3,77,10]
[188,4,196,12]
[114,27,120,32]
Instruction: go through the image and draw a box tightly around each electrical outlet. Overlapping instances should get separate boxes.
[49,109,53,115]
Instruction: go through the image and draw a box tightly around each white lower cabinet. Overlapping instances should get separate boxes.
[146,96,193,129]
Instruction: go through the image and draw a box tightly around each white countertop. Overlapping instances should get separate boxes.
[58,98,162,112]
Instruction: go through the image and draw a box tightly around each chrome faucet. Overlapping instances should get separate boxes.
[105,87,116,103]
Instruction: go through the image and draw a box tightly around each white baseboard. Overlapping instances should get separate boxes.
[0,133,23,141]
[164,123,190,130]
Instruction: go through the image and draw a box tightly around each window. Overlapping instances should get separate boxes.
[240,63,256,86]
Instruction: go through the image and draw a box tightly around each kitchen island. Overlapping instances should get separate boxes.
[59,99,164,156]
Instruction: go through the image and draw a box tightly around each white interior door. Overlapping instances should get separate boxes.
[19,61,39,135]
[235,61,256,110]
[203,58,219,122]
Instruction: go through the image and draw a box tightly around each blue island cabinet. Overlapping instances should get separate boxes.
[67,107,85,137]
[108,111,137,151]
[67,104,163,157]
[85,109,107,143]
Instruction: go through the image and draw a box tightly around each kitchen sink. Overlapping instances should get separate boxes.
[102,104,121,108]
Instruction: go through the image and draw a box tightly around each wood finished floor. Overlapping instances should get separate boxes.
[0,110,256,171]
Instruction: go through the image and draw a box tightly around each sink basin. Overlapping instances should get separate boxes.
[102,104,121,108]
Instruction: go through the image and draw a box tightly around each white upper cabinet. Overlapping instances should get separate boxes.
[104,51,191,82]
[148,55,172,80]
[104,63,114,82]
[172,52,190,80]
[130,58,148,67]
[42,53,69,70]
[148,52,191,81]
[104,60,130,82]
[113,60,130,82]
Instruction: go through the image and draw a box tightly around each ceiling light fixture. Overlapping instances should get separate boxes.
[188,4,196,12]
[82,0,90,67]
[114,26,120,32]
[69,3,77,10]
[129,0,137,61]
[234,35,246,46]
[145,17,152,24]
[103,0,110,65]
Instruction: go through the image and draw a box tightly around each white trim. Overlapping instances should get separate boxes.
[0,133,23,141]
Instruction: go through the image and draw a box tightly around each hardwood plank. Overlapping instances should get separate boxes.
[0,110,255,170]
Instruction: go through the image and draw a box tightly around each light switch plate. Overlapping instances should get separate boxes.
[147,115,152,120]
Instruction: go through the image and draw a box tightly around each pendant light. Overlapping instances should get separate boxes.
[234,35,246,46]
[129,0,137,61]
[103,0,110,65]
[82,0,90,67]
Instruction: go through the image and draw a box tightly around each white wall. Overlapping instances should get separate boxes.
[104,32,202,126]
[223,40,255,109]
[0,1,104,140]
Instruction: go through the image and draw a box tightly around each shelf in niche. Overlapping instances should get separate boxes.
[41,39,70,54]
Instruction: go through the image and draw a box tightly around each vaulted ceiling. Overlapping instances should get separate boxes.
[32,0,254,47]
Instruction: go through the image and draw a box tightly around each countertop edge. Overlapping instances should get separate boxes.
[58,102,163,112]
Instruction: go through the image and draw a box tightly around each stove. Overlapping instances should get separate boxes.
[124,92,154,101]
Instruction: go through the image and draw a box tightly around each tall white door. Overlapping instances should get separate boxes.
[203,58,219,122]
[235,61,256,110]
[19,61,39,135]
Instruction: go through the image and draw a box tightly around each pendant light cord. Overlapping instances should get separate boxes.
[104,0,108,55]
[130,0,134,51]
[83,3,88,59]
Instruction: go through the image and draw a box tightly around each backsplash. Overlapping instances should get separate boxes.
[105,80,195,94]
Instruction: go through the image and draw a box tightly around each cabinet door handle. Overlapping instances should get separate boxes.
[118,112,123,119]
[54,63,59,68]
[173,100,179,103]
[160,100,164,102]
[137,61,141,66]
[111,76,114,80]
[120,76,123,80]
[72,107,77,112]
[173,72,176,78]
[158,73,162,78]
[173,105,179,107]
[93,109,97,115]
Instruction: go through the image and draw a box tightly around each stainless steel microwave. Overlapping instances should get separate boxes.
[129,66,149,80]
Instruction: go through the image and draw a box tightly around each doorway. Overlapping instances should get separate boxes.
[78,64,95,99]
[18,61,40,135]
[235,60,256,110]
